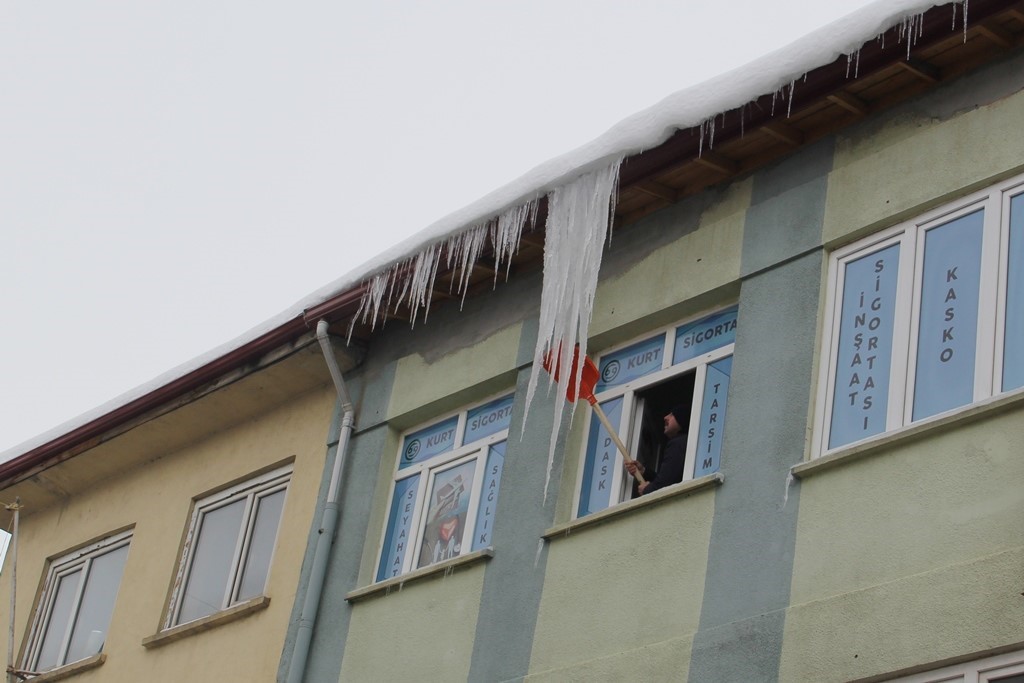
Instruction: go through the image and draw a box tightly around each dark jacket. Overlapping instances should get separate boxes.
[641,435,686,495]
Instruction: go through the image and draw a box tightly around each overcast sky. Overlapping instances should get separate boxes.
[0,0,882,455]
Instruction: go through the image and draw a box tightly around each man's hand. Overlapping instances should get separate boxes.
[625,460,645,476]
[637,481,650,495]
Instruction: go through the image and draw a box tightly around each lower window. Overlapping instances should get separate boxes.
[376,393,514,581]
[24,530,131,673]
[167,465,290,627]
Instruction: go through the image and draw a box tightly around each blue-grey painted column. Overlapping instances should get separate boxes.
[277,361,398,683]
[467,318,568,683]
[687,140,833,682]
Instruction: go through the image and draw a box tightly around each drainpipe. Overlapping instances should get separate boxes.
[286,321,355,683]
[6,500,19,683]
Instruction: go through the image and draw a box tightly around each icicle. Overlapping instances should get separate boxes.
[782,471,796,509]
[492,200,538,285]
[786,80,796,118]
[771,90,778,116]
[533,538,544,569]
[347,199,539,340]
[951,1,957,31]
[523,159,623,501]
[739,104,745,139]
[447,223,489,307]
[963,0,969,43]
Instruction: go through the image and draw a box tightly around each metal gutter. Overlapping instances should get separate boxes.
[0,315,309,487]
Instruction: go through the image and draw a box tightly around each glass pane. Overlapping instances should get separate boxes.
[577,397,624,517]
[417,459,477,569]
[237,489,286,602]
[694,356,732,477]
[464,395,514,444]
[1003,193,1024,391]
[34,569,82,671]
[673,306,739,366]
[376,474,420,581]
[913,210,984,420]
[990,675,1024,683]
[177,498,245,624]
[65,544,129,664]
[595,335,665,393]
[472,442,506,551]
[829,243,901,449]
[399,416,458,470]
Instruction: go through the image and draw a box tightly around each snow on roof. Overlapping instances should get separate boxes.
[1,0,955,464]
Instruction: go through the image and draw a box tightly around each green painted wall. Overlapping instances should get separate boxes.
[293,45,1024,683]
[528,492,715,680]
[781,409,1024,682]
[341,568,486,682]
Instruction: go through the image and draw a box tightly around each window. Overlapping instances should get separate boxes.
[815,175,1024,455]
[376,393,513,581]
[24,530,131,673]
[167,465,290,627]
[890,648,1024,682]
[575,305,737,517]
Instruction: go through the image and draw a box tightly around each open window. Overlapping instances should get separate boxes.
[575,306,737,517]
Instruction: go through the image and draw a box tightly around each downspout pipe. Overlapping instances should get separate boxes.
[286,320,355,683]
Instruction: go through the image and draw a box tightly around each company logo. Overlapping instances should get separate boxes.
[601,360,620,383]
[403,439,421,461]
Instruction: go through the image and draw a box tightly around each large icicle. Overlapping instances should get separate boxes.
[523,159,623,499]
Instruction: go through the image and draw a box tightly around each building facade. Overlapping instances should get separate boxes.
[2,3,1024,682]
[280,12,1024,682]
[0,341,339,682]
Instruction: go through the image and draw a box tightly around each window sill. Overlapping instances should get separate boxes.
[141,595,270,649]
[543,472,724,541]
[795,388,1024,479]
[347,548,494,603]
[16,654,105,682]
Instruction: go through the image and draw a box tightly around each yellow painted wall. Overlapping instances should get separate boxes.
[340,568,485,682]
[0,385,334,683]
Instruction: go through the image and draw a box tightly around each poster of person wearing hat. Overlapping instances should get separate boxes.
[417,459,477,569]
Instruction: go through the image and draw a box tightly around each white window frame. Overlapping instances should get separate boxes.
[890,648,1024,682]
[572,306,736,518]
[166,464,291,627]
[375,391,513,581]
[814,174,1024,457]
[23,529,132,673]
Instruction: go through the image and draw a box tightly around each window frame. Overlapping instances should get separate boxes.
[166,464,291,628]
[814,174,1024,457]
[572,305,737,518]
[889,648,1024,682]
[374,391,514,582]
[23,529,132,673]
